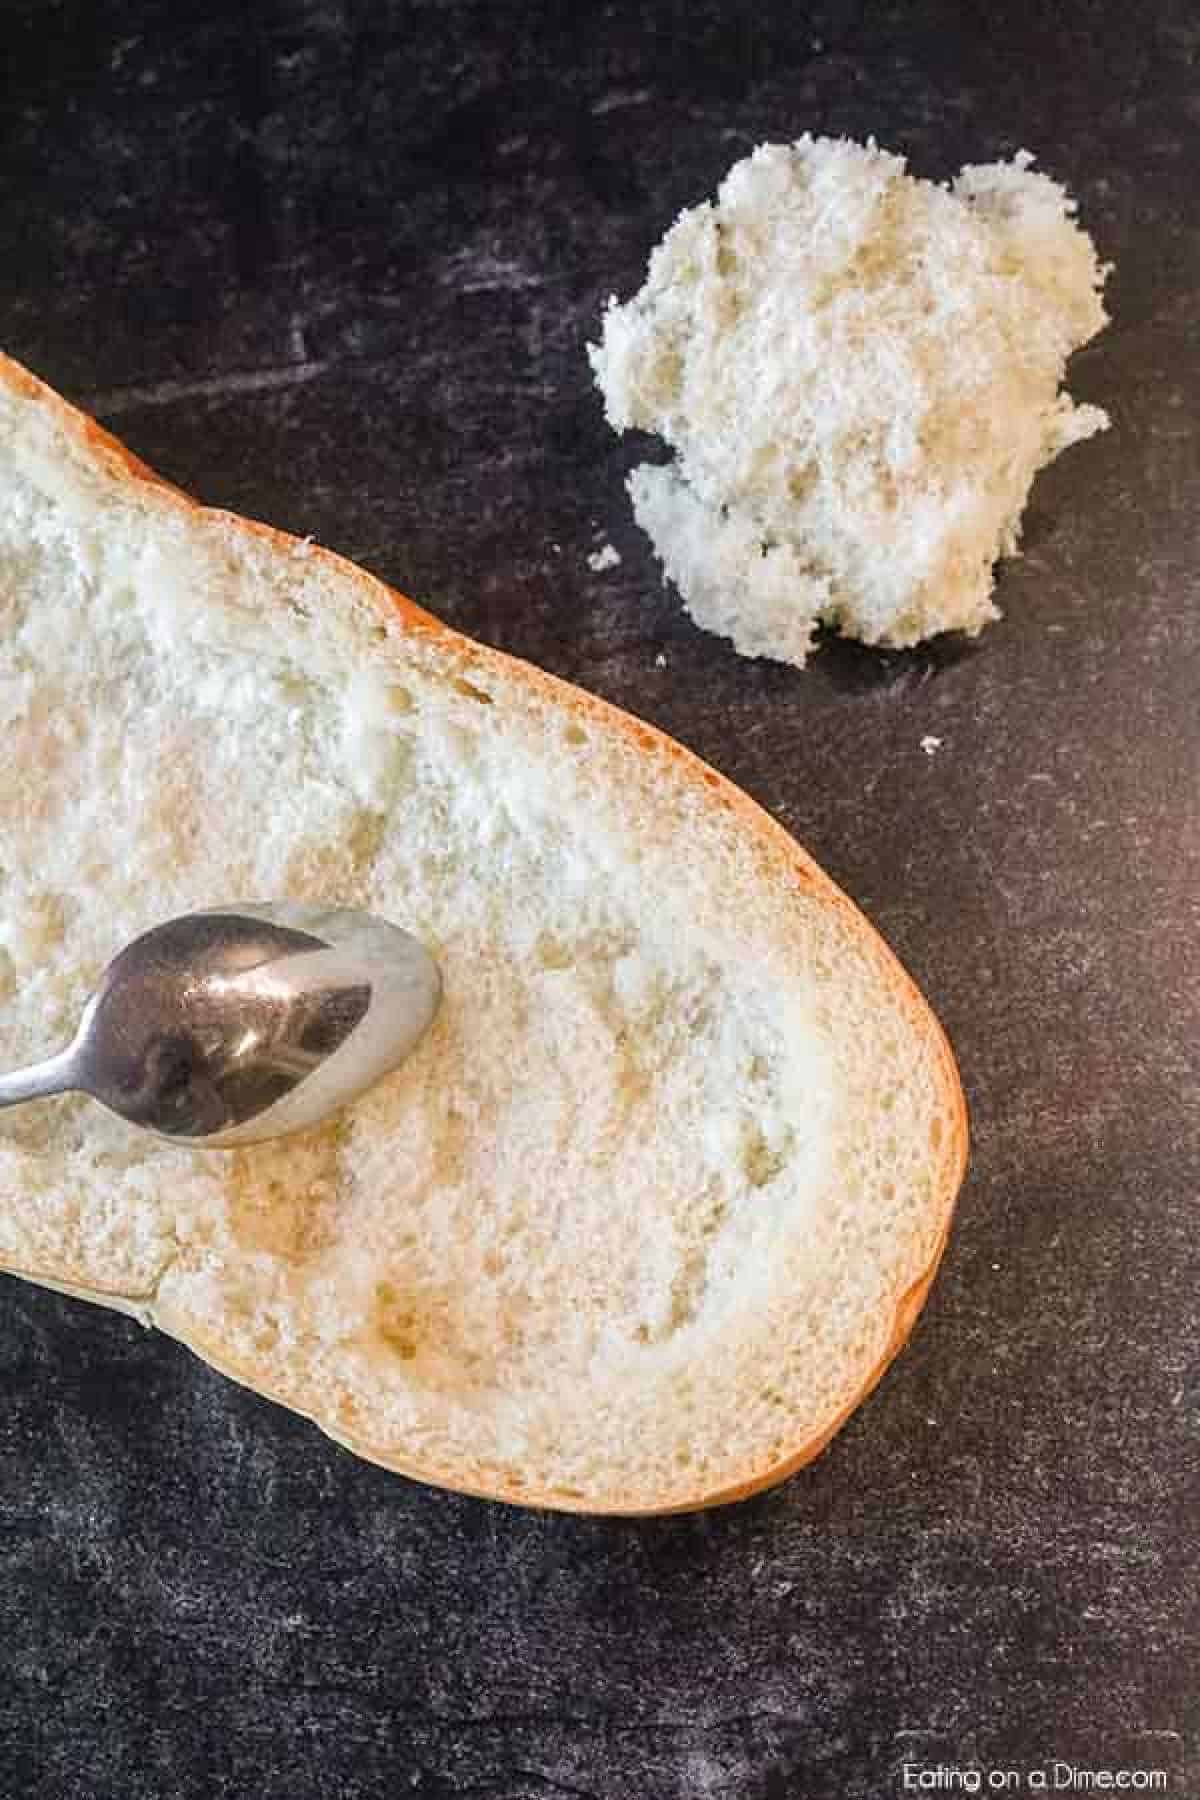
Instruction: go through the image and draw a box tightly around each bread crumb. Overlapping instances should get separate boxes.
[589,136,1111,668]
[654,651,668,669]
[920,735,943,756]
[587,542,622,572]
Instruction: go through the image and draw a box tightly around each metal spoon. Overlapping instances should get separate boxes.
[0,905,441,1147]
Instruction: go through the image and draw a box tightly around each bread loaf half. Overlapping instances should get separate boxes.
[0,354,966,1512]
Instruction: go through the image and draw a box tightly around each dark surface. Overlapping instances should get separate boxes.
[2,3,1198,1797]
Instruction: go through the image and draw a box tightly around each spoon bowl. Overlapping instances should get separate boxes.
[0,905,441,1146]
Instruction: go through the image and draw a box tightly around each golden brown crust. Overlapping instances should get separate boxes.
[0,351,969,1513]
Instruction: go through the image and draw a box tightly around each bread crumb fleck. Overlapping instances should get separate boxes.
[587,542,622,572]
[920,735,943,756]
[654,651,668,668]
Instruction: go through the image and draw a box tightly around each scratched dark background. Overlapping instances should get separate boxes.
[1,2,1198,1796]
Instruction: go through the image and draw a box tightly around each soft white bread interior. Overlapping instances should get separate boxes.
[590,136,1110,667]
[0,355,966,1512]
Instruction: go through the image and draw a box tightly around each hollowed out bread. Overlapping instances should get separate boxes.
[0,355,966,1512]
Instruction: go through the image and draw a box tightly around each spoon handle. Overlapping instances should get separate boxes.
[0,1048,79,1111]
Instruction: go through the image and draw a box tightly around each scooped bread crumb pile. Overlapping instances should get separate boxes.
[589,136,1110,666]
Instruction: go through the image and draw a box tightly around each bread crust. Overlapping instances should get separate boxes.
[0,351,968,1513]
